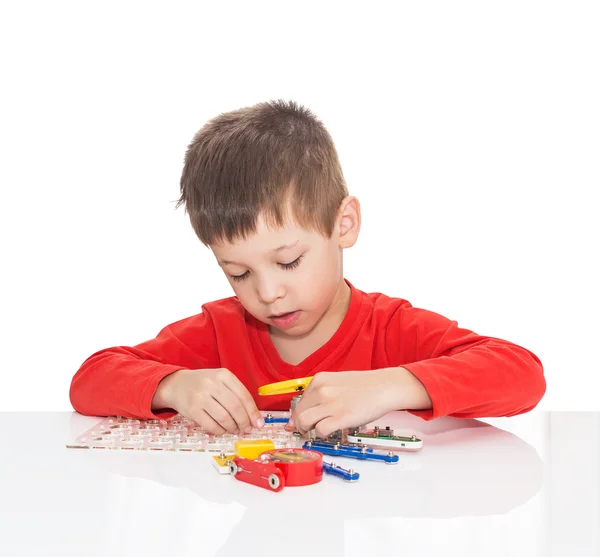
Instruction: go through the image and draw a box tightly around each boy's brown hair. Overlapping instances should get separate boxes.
[177,100,348,246]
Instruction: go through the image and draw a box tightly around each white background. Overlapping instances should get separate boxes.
[1,1,598,411]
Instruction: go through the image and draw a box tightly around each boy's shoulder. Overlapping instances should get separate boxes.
[361,287,414,317]
[159,294,244,336]
[201,293,245,315]
[194,294,251,328]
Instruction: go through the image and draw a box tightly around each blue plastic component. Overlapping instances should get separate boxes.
[303,441,399,464]
[308,441,374,454]
[264,416,289,424]
[323,461,360,482]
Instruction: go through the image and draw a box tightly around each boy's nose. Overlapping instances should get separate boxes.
[256,278,284,304]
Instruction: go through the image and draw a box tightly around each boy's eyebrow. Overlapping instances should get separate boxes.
[220,240,299,266]
[269,240,299,253]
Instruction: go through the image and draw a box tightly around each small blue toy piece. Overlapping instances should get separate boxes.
[262,412,290,424]
[264,415,289,424]
[323,461,360,482]
[303,440,399,464]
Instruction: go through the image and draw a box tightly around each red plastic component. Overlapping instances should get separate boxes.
[259,448,323,486]
[230,456,285,492]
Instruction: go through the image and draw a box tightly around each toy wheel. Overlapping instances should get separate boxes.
[229,461,239,475]
[268,473,281,490]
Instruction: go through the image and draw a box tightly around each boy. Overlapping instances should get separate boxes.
[69,100,545,438]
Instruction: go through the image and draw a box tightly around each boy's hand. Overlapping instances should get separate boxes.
[152,368,264,435]
[289,368,431,438]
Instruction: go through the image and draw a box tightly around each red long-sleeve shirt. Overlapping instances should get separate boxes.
[69,280,545,420]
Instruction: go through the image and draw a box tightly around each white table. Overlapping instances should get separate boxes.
[1,411,598,556]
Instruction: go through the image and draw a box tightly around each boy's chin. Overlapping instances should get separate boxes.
[267,323,305,336]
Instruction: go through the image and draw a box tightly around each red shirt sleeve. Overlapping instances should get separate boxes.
[69,310,220,420]
[384,303,546,420]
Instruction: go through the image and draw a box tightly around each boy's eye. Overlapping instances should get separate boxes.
[228,256,303,283]
[230,271,249,283]
[280,256,302,270]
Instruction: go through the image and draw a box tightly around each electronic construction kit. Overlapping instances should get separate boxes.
[67,376,423,493]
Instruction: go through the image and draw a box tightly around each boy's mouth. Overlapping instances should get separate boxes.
[270,311,295,318]
[269,310,301,328]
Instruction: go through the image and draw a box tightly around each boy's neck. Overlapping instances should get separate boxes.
[268,280,352,365]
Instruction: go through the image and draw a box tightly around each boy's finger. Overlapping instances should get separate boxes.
[313,417,339,439]
[204,399,239,434]
[214,387,253,433]
[224,373,264,428]
[288,391,318,432]
[292,387,320,414]
[294,404,330,435]
[284,417,295,432]
[191,409,226,435]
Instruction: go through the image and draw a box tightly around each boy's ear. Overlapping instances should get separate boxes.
[337,196,361,249]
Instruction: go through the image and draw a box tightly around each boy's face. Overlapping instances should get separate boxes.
[211,202,358,338]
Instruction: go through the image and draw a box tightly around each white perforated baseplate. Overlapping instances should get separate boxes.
[67,411,303,452]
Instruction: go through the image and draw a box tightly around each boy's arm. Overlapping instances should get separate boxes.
[385,303,546,420]
[69,311,220,420]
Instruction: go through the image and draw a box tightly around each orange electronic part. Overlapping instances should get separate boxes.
[259,448,323,486]
[234,439,275,460]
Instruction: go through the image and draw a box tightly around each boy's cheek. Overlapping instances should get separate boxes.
[304,274,339,305]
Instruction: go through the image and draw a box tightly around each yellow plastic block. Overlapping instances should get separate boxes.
[212,453,234,475]
[234,439,275,460]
